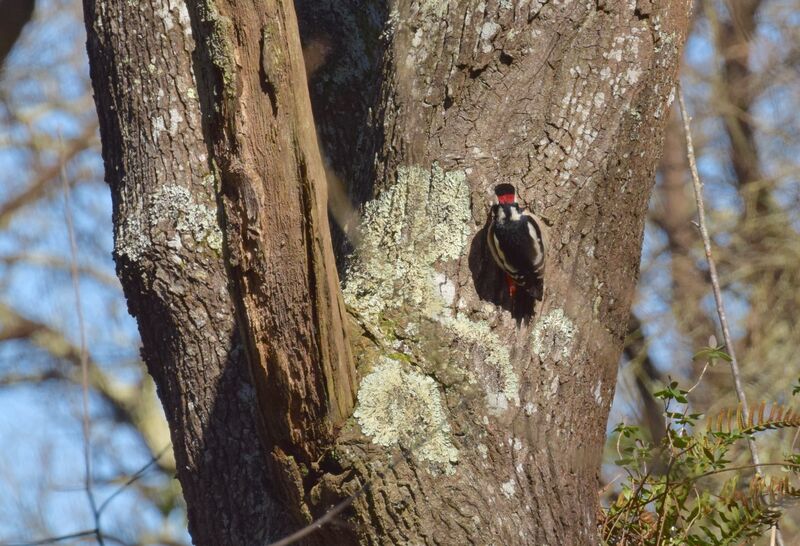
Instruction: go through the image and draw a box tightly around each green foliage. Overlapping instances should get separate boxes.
[601,376,800,545]
[693,344,733,363]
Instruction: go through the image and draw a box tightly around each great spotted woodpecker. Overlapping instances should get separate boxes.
[487,183,546,301]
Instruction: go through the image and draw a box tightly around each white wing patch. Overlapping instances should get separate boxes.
[522,211,546,266]
[526,221,538,246]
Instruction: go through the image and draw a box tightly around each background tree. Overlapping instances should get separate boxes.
[611,0,800,539]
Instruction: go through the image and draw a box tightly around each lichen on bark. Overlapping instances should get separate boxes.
[354,357,459,474]
[343,162,472,323]
[345,162,522,467]
[85,0,693,540]
[115,183,223,262]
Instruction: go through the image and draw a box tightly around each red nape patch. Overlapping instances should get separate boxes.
[497,193,516,205]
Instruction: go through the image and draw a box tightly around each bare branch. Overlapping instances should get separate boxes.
[0,529,97,546]
[677,87,757,457]
[678,85,785,546]
[96,445,172,516]
[0,302,173,470]
[0,123,97,228]
[61,135,104,546]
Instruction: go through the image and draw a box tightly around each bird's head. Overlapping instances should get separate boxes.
[494,183,517,205]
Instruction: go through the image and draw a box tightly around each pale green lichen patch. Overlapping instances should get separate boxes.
[531,308,577,362]
[151,116,165,143]
[417,0,449,17]
[149,184,223,252]
[153,0,192,37]
[354,358,459,474]
[347,162,521,458]
[343,163,471,323]
[196,1,237,98]
[441,313,519,413]
[593,380,603,406]
[115,184,221,262]
[115,216,150,262]
[501,479,516,498]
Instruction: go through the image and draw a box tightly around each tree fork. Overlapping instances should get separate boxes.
[83,0,694,544]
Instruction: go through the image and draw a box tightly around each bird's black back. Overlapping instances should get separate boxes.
[489,203,544,297]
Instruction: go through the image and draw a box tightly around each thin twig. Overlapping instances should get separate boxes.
[687,461,800,482]
[687,358,712,393]
[656,396,692,546]
[267,482,367,546]
[677,87,784,546]
[686,334,717,388]
[0,123,96,227]
[0,447,173,546]
[677,87,759,463]
[598,472,624,496]
[97,445,172,515]
[677,486,704,543]
[61,136,104,546]
[266,382,479,545]
[611,461,800,527]
[0,529,97,546]
[266,438,434,545]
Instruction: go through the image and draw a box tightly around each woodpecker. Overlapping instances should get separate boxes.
[487,183,546,300]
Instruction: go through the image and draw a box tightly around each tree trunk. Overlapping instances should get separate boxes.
[81,1,293,543]
[82,0,691,544]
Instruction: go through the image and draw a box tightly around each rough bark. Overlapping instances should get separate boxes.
[82,2,290,543]
[83,0,691,545]
[303,2,690,542]
[185,0,358,490]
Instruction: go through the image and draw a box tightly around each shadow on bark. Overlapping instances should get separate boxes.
[295,0,390,274]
